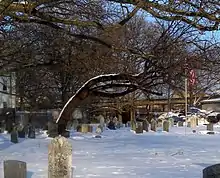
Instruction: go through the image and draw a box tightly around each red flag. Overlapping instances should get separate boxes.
[189,69,196,86]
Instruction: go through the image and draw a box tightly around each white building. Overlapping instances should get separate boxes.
[0,73,16,108]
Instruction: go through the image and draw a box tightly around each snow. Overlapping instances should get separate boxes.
[1,126,220,177]
[201,98,220,103]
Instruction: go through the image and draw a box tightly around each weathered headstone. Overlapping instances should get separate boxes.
[190,117,197,128]
[187,122,191,127]
[151,119,157,131]
[28,125,36,139]
[17,124,26,138]
[157,119,163,128]
[98,115,105,131]
[177,121,184,127]
[203,163,220,178]
[88,125,93,133]
[76,125,81,132]
[4,160,26,178]
[126,121,131,127]
[207,123,214,131]
[11,127,18,143]
[169,118,174,127]
[135,122,143,134]
[48,136,72,178]
[81,124,89,133]
[48,121,59,138]
[163,120,169,132]
[142,119,149,132]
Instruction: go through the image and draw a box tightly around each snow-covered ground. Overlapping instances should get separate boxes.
[0,125,220,178]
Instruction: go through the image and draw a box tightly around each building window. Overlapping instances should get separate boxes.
[2,78,7,91]
[3,102,7,108]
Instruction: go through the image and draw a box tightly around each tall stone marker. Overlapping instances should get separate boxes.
[203,164,220,178]
[4,160,27,178]
[48,136,72,178]
[151,119,157,132]
[163,120,169,132]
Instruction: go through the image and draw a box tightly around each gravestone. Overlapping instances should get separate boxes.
[135,122,143,134]
[207,123,214,131]
[17,124,26,138]
[48,121,59,138]
[190,117,197,128]
[142,119,149,132]
[98,115,105,131]
[150,119,157,131]
[203,163,220,178]
[76,125,81,132]
[11,127,18,143]
[169,118,174,127]
[126,121,131,127]
[48,136,72,178]
[157,119,163,128]
[177,121,184,127]
[28,125,36,139]
[187,122,191,127]
[163,120,169,132]
[81,124,89,133]
[4,160,26,178]
[107,120,116,130]
[96,127,102,135]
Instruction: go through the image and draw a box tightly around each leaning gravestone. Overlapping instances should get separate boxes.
[48,136,72,178]
[163,120,169,132]
[203,163,220,178]
[4,160,26,178]
[142,119,149,132]
[135,122,143,134]
[207,123,214,131]
[11,127,18,143]
[150,119,157,131]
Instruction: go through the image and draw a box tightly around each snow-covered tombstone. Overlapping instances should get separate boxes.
[10,126,18,143]
[4,160,27,178]
[142,119,149,132]
[48,136,72,178]
[163,120,169,132]
[150,119,157,131]
[135,122,143,134]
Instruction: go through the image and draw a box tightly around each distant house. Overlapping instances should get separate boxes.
[0,73,16,108]
[201,98,220,112]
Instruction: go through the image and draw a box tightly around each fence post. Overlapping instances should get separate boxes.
[48,136,72,178]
